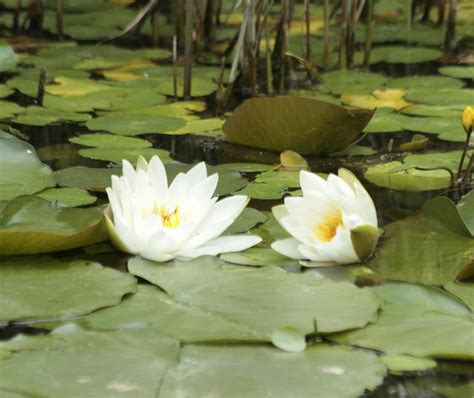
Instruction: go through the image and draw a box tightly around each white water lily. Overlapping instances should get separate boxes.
[105,156,261,262]
[271,168,379,266]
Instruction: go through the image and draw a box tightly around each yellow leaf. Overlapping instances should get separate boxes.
[341,89,412,110]
[46,77,114,97]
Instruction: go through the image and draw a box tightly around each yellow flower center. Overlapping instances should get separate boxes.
[151,202,181,229]
[314,210,344,243]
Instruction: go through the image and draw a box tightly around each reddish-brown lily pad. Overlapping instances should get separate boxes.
[223,96,374,154]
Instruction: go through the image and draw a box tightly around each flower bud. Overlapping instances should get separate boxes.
[462,106,474,134]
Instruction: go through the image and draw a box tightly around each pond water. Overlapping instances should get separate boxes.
[0,0,473,397]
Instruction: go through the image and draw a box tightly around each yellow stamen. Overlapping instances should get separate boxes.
[150,202,181,229]
[314,210,344,243]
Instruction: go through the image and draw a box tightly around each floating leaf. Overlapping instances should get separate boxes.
[220,247,299,267]
[225,207,267,235]
[0,196,107,255]
[46,76,114,97]
[86,114,185,136]
[69,133,151,148]
[164,118,224,135]
[444,282,474,311]
[385,75,465,91]
[82,285,260,342]
[159,344,386,398]
[342,89,412,110]
[439,66,474,80]
[363,112,412,133]
[0,84,13,98]
[0,327,178,397]
[0,257,136,322]
[128,257,382,339]
[399,134,429,152]
[364,151,463,191]
[369,46,442,64]
[237,181,287,200]
[405,88,473,110]
[55,166,120,192]
[380,355,437,372]
[333,283,473,359]
[401,104,462,118]
[319,70,388,95]
[280,150,309,170]
[36,188,97,207]
[12,106,91,126]
[365,197,474,285]
[0,41,18,72]
[79,147,172,163]
[0,100,25,119]
[402,117,467,142]
[223,96,374,153]
[0,132,55,201]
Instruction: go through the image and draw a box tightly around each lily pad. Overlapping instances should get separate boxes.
[79,147,172,164]
[439,66,474,80]
[401,104,462,118]
[385,75,464,91]
[45,76,115,97]
[0,84,13,98]
[0,100,25,119]
[0,326,178,397]
[237,181,287,200]
[369,46,442,64]
[364,151,464,191]
[380,355,437,372]
[333,283,473,359]
[225,207,267,235]
[0,41,18,72]
[164,118,224,135]
[220,247,299,267]
[55,166,120,192]
[0,257,136,322]
[405,88,473,110]
[0,132,55,201]
[159,344,386,398]
[36,188,97,207]
[363,112,412,133]
[444,282,474,311]
[223,96,374,153]
[341,89,412,110]
[86,114,185,136]
[128,257,382,339]
[0,196,107,255]
[69,133,151,148]
[13,106,91,126]
[319,70,388,95]
[365,197,474,285]
[82,284,260,342]
[402,117,467,142]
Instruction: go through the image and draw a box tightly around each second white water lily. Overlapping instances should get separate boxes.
[105,156,261,262]
[271,169,379,266]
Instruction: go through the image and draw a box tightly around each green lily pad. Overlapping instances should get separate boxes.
[365,197,474,285]
[369,46,442,64]
[0,41,18,72]
[216,163,274,173]
[225,207,267,235]
[128,257,382,340]
[0,100,25,119]
[220,247,299,267]
[399,134,429,152]
[401,104,462,118]
[0,326,178,397]
[0,132,55,201]
[0,84,13,98]
[439,66,474,80]
[79,147,172,164]
[363,112,412,133]
[385,75,464,91]
[223,96,374,154]
[7,76,42,97]
[319,70,388,95]
[237,181,287,200]
[12,106,91,126]
[159,344,386,398]
[36,188,97,207]
[444,282,474,311]
[69,133,151,149]
[82,284,261,342]
[402,117,467,142]
[55,166,120,192]
[164,118,225,135]
[255,170,300,188]
[0,257,136,322]
[86,114,185,136]
[333,283,473,359]
[458,190,474,236]
[380,355,437,372]
[405,88,473,110]
[0,196,107,255]
[364,151,464,191]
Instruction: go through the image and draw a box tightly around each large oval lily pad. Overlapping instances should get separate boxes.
[128,257,382,341]
[158,344,386,398]
[0,132,55,201]
[0,196,107,255]
[332,283,473,359]
[0,326,178,397]
[222,96,374,153]
[0,257,136,322]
